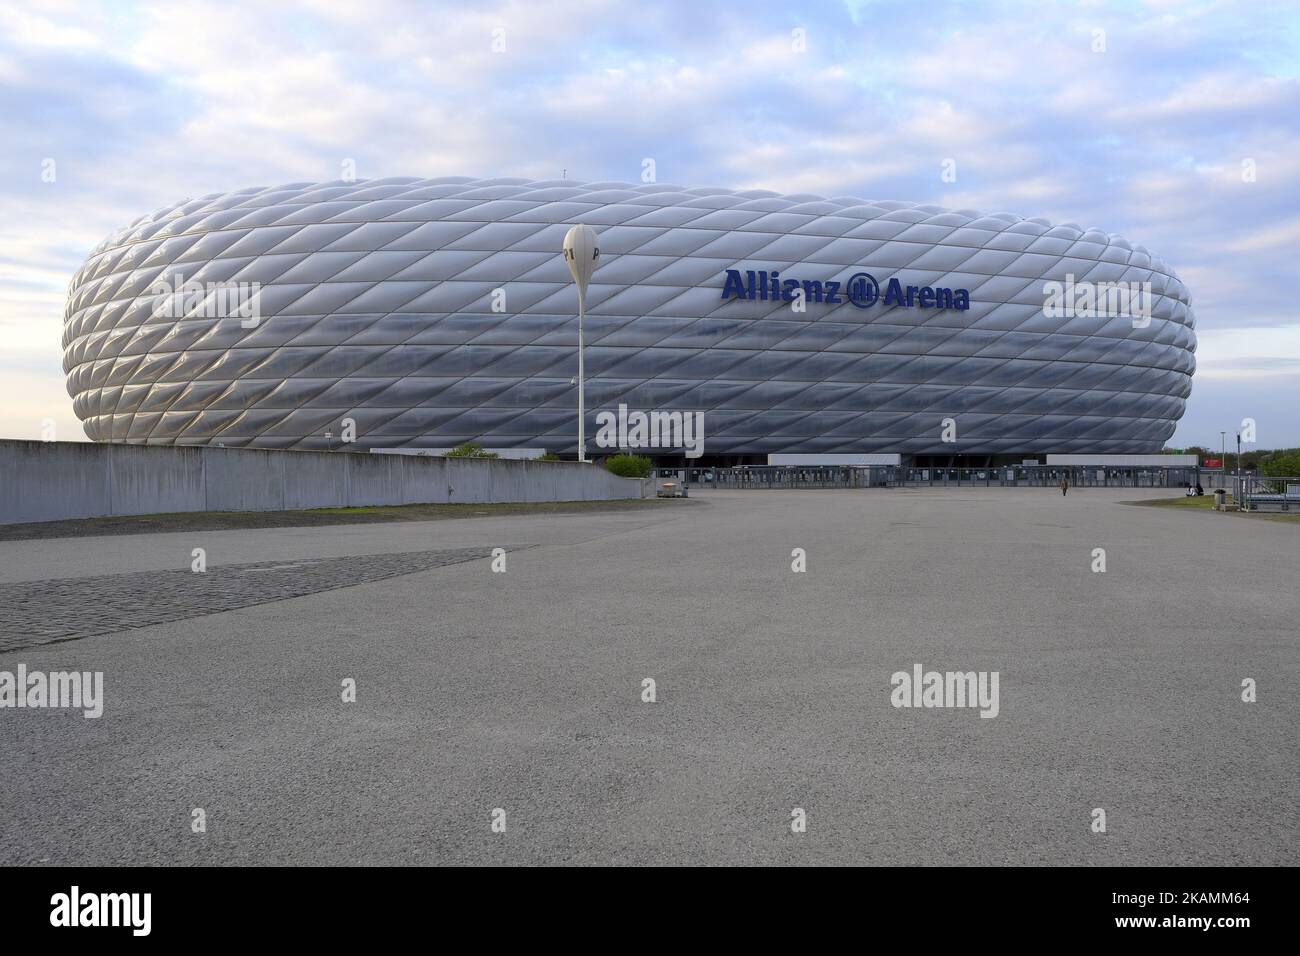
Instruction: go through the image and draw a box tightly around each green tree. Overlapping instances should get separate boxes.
[1260,449,1300,476]
[444,442,498,459]
[603,454,653,478]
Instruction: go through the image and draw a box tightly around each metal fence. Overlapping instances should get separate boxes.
[898,465,1200,488]
[678,466,876,489]
[1237,475,1300,512]
[667,464,1203,491]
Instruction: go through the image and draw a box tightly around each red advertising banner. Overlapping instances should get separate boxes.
[1204,458,1223,467]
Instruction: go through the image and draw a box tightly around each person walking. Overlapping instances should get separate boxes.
[1060,476,1069,496]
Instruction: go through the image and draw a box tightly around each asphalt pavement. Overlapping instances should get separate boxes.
[1,487,1295,865]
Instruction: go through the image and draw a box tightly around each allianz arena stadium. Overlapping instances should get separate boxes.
[62,176,1196,460]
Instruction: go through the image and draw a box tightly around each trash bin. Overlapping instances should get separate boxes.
[1213,490,1225,509]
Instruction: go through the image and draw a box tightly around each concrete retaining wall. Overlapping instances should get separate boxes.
[0,440,647,525]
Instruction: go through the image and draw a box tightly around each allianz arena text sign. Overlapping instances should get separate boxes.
[721,268,971,311]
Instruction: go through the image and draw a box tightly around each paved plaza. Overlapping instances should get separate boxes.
[1,487,1295,865]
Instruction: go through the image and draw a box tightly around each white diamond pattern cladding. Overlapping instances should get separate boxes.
[62,176,1195,454]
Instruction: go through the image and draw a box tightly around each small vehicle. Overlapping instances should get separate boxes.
[655,470,689,498]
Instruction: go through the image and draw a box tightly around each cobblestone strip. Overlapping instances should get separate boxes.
[0,548,488,652]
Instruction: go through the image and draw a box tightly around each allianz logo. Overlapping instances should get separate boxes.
[721,268,971,311]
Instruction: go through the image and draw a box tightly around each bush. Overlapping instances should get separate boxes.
[444,442,498,459]
[537,452,562,461]
[603,453,653,478]
[1261,450,1300,477]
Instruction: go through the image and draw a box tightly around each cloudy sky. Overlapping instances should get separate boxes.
[3,0,1297,450]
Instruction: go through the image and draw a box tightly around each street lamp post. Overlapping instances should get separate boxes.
[1220,430,1226,490]
[562,224,599,462]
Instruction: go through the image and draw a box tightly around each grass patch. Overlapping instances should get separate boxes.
[1125,495,1300,523]
[1142,495,1221,509]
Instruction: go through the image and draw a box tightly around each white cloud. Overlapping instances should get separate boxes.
[2,0,1299,442]
[1194,325,1300,380]
[1223,216,1300,253]
[0,7,102,50]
